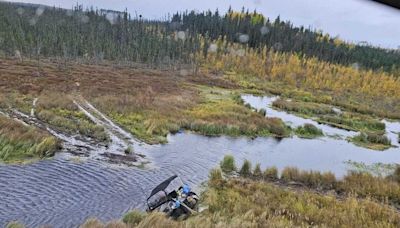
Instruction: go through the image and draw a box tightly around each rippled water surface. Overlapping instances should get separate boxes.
[1,95,399,227]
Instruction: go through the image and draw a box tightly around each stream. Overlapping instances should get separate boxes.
[0,95,399,227]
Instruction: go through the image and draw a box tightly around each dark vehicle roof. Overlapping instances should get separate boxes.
[147,175,178,200]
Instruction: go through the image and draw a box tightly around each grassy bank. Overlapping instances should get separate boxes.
[78,178,400,227]
[0,115,60,163]
[73,156,400,228]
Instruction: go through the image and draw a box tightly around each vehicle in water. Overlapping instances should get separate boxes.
[146,175,199,219]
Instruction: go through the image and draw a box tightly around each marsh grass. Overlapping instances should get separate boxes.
[35,94,109,142]
[239,159,252,177]
[282,167,337,189]
[83,166,400,228]
[339,171,400,205]
[263,166,278,180]
[188,97,289,138]
[294,123,323,139]
[253,163,262,178]
[122,210,146,226]
[6,221,25,228]
[273,98,334,116]
[0,115,60,163]
[272,98,387,135]
[209,168,224,187]
[278,167,400,206]
[319,114,386,133]
[220,155,236,173]
[350,132,392,150]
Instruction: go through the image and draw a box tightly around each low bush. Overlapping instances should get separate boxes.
[263,166,278,180]
[253,163,262,178]
[239,159,252,177]
[220,155,236,173]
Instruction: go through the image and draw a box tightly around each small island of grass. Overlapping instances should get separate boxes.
[348,132,392,151]
[294,123,324,139]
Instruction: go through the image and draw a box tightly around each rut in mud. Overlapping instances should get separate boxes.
[73,97,148,165]
[0,96,147,165]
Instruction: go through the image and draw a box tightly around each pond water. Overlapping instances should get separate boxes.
[0,95,399,227]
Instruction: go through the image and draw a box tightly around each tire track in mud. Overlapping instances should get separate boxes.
[72,97,149,165]
[1,96,148,166]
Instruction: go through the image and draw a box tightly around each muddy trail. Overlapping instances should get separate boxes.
[1,97,147,165]
[1,95,400,227]
[72,97,148,165]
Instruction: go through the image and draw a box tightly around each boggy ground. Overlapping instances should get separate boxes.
[0,58,288,162]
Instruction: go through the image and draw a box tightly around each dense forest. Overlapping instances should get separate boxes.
[1,1,400,74]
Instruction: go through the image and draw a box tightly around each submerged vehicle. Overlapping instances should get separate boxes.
[146,175,199,218]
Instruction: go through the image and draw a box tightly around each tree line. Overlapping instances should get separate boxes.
[1,2,399,74]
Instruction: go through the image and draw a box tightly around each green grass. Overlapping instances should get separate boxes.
[263,166,279,180]
[294,123,324,139]
[318,114,386,133]
[349,132,392,151]
[272,98,387,135]
[220,155,237,173]
[110,112,181,144]
[0,116,60,163]
[106,85,291,144]
[239,159,252,177]
[187,90,290,138]
[6,221,25,228]
[36,95,109,142]
[273,98,334,117]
